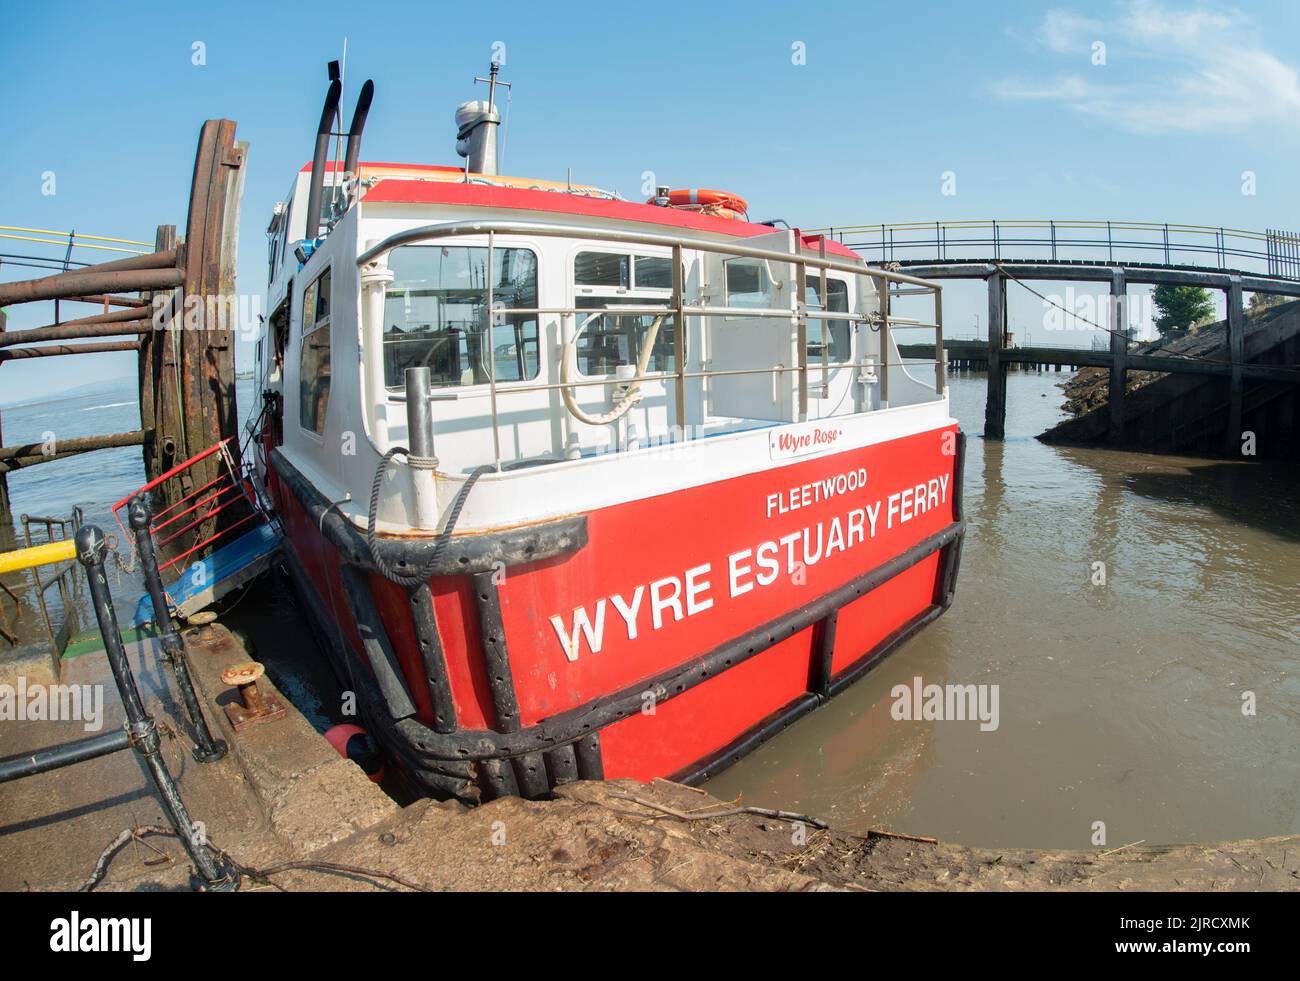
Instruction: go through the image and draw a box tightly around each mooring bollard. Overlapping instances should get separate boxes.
[128,496,228,763]
[75,524,239,891]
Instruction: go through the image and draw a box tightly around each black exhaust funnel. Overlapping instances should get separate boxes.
[343,79,375,182]
[304,78,343,241]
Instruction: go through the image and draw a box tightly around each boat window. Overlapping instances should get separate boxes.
[635,255,673,289]
[575,252,628,287]
[575,251,676,290]
[299,267,332,435]
[575,297,677,375]
[381,245,539,389]
[806,277,851,362]
[572,250,677,375]
[724,257,774,309]
[270,297,289,378]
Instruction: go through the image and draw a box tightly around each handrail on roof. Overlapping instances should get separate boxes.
[354,219,944,290]
[810,218,1274,241]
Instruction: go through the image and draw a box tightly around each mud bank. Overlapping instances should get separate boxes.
[41,777,1300,893]
[1041,299,1300,457]
[5,623,1295,893]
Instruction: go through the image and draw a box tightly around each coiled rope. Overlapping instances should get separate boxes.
[560,313,666,426]
[366,448,494,588]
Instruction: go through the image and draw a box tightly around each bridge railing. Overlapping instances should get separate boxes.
[815,220,1300,281]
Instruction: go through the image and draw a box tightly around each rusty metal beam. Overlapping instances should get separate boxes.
[0,429,150,462]
[63,293,147,309]
[0,266,182,306]
[0,339,141,361]
[0,313,153,347]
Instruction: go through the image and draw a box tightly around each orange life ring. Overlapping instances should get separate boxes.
[648,187,749,218]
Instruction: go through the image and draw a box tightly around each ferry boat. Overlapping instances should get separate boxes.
[251,67,966,802]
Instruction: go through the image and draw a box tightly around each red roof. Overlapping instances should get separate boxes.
[298,160,463,174]
[359,177,862,260]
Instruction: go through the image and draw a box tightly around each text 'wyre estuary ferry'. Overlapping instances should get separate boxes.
[251,64,966,802]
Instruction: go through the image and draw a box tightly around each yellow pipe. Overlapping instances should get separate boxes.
[0,538,77,574]
[0,232,151,255]
[0,224,153,246]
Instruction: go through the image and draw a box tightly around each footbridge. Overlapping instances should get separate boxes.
[813,220,1300,454]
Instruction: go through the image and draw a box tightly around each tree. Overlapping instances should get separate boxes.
[1152,285,1214,339]
[1247,292,1292,313]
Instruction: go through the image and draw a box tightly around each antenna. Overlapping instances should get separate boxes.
[459,62,512,177]
[474,61,512,114]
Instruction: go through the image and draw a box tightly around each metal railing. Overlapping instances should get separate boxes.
[0,503,236,890]
[812,219,1300,281]
[0,224,153,257]
[357,220,946,470]
[17,509,84,646]
[111,438,269,578]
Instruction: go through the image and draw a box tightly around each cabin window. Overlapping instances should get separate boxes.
[574,251,675,290]
[573,250,677,375]
[806,277,851,362]
[724,258,774,309]
[634,255,673,289]
[269,297,289,380]
[574,298,678,375]
[382,246,539,389]
[299,267,332,435]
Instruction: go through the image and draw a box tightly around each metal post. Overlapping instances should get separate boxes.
[934,286,946,396]
[984,271,1005,438]
[671,243,686,433]
[819,239,829,398]
[485,231,501,471]
[796,261,809,421]
[405,367,435,459]
[75,525,238,891]
[404,367,439,529]
[128,497,227,762]
[1108,269,1128,444]
[1226,277,1245,455]
[20,513,57,642]
[878,272,891,409]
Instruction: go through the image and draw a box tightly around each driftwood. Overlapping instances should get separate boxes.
[609,791,939,843]
[80,825,432,893]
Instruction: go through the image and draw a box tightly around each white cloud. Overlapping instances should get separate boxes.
[994,1,1300,134]
[1039,10,1105,54]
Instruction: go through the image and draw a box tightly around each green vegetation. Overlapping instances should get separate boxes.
[1152,285,1214,339]
[1247,292,1294,313]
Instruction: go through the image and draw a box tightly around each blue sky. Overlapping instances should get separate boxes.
[4,0,1300,404]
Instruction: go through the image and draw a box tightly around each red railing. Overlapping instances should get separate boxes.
[112,438,267,574]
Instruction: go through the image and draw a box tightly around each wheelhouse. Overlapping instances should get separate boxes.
[257,172,949,537]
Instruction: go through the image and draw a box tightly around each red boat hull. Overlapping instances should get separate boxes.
[267,423,964,798]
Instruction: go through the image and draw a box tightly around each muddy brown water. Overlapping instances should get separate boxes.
[5,376,1296,851]
[706,370,1300,850]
